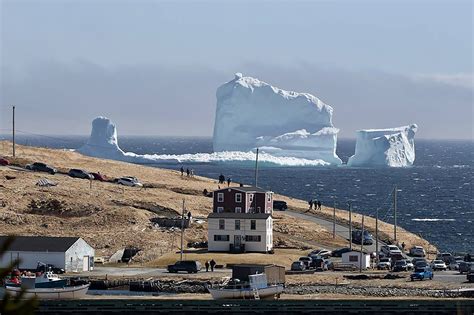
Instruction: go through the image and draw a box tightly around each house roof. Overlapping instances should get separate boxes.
[0,236,81,252]
[215,186,270,194]
[208,213,271,219]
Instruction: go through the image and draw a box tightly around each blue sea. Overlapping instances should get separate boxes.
[3,135,473,253]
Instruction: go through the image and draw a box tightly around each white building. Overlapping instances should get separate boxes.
[341,250,371,269]
[0,236,95,272]
[207,213,273,253]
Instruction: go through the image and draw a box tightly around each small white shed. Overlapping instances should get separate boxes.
[342,250,371,269]
[0,236,95,272]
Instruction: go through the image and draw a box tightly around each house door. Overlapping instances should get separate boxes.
[234,235,241,249]
[83,256,89,271]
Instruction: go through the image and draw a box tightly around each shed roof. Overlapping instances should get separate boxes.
[0,236,81,252]
[208,213,271,219]
[342,250,371,255]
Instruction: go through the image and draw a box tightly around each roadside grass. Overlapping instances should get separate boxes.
[144,248,307,268]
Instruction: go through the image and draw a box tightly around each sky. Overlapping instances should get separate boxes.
[0,0,473,139]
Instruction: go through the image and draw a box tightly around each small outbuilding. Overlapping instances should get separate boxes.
[0,236,95,272]
[341,250,371,269]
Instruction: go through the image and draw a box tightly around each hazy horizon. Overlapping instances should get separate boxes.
[1,0,473,140]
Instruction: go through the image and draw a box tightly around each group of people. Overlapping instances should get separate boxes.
[204,259,216,272]
[218,174,232,187]
[308,199,322,211]
[180,167,195,177]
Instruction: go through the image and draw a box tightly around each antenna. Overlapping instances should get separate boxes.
[254,148,259,187]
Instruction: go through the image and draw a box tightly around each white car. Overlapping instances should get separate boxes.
[117,177,143,187]
[409,246,426,257]
[381,245,402,256]
[377,257,392,270]
[431,260,447,271]
[448,259,464,270]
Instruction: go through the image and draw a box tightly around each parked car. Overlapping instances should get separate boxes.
[167,260,201,273]
[393,260,412,272]
[68,169,93,179]
[448,258,465,270]
[273,200,288,211]
[410,266,433,281]
[412,257,427,265]
[310,257,333,271]
[299,256,313,268]
[117,177,143,187]
[409,246,426,257]
[437,252,453,263]
[94,257,106,264]
[331,247,352,257]
[0,157,10,166]
[309,249,331,259]
[430,259,447,271]
[91,172,108,181]
[377,257,392,270]
[381,245,401,256]
[351,230,374,245]
[291,261,306,271]
[25,162,57,174]
[459,262,472,274]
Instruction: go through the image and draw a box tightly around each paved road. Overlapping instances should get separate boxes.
[284,209,383,253]
[70,266,231,278]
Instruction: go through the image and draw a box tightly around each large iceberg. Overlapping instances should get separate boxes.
[213,73,342,165]
[347,124,418,167]
[77,117,332,166]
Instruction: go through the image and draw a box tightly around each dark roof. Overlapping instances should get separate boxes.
[208,213,271,219]
[215,186,270,193]
[0,236,81,252]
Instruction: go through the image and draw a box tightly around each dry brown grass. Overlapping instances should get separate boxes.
[0,141,434,264]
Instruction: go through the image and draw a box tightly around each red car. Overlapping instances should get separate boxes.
[91,172,107,181]
[0,157,10,166]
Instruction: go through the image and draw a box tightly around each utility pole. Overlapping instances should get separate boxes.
[254,148,259,187]
[360,215,365,273]
[332,198,336,239]
[348,201,352,250]
[393,185,397,242]
[12,105,16,157]
[180,199,185,261]
[375,207,379,264]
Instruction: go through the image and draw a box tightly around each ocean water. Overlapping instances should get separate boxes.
[3,135,473,253]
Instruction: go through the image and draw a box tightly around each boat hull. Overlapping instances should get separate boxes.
[208,285,284,300]
[5,284,90,300]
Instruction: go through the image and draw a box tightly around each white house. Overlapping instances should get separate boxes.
[207,213,273,253]
[341,250,371,269]
[0,236,95,272]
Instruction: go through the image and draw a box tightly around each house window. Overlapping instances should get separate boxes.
[249,194,254,202]
[250,220,256,230]
[214,235,229,242]
[235,220,240,230]
[235,193,242,203]
[217,207,224,213]
[235,207,242,213]
[267,193,271,202]
[217,193,224,202]
[257,206,261,213]
[349,255,359,262]
[219,219,225,230]
[245,235,261,242]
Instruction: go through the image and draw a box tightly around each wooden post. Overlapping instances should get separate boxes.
[348,202,352,250]
[393,186,398,241]
[12,105,15,157]
[180,199,185,261]
[333,198,336,239]
[254,148,259,187]
[376,207,379,264]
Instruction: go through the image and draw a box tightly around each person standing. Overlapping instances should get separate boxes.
[210,259,216,272]
[180,166,184,176]
[227,177,231,187]
[205,261,210,272]
[186,168,190,177]
[317,200,322,210]
[308,199,314,210]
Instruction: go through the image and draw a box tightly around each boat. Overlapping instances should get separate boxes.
[7,271,68,288]
[5,283,90,299]
[208,273,284,300]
